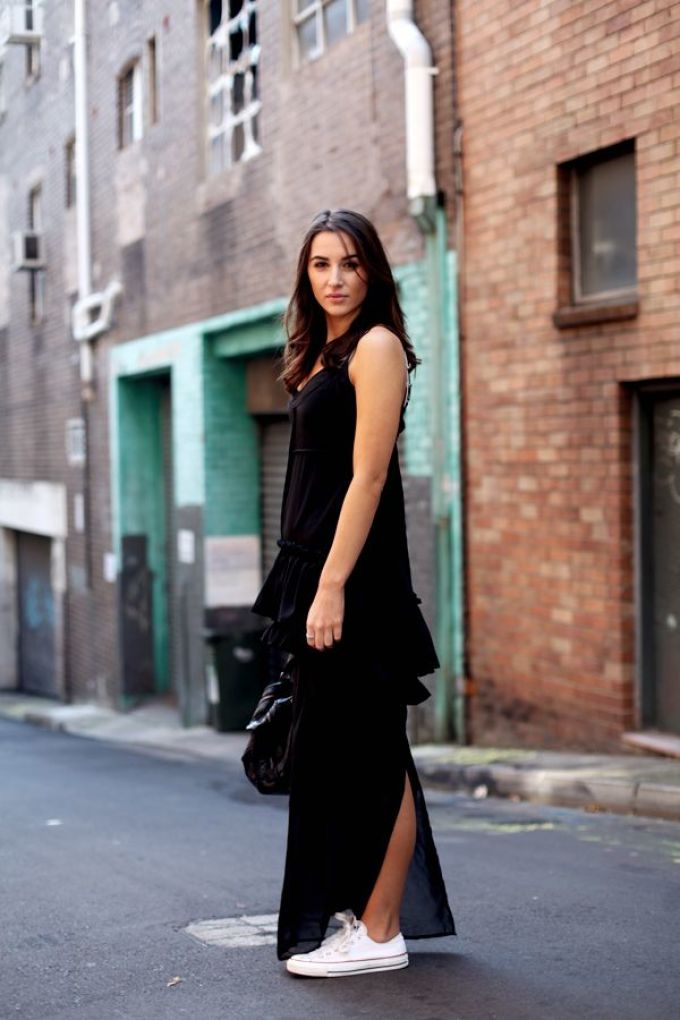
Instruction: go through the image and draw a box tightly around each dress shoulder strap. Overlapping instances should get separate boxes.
[402,349,411,411]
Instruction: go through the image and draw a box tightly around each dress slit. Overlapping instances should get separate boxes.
[275,646,456,961]
[357,765,416,919]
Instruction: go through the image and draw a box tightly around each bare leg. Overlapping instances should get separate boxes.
[359,771,416,942]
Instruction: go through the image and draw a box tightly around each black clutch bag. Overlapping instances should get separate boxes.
[241,655,296,795]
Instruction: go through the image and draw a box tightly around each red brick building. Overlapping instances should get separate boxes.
[456,0,680,750]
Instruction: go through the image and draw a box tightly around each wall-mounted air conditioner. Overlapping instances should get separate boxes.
[11,229,44,270]
[0,2,43,47]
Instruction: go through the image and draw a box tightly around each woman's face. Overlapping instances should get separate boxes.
[307,230,369,336]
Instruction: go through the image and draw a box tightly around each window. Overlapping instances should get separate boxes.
[25,36,41,78]
[293,0,369,64]
[118,60,143,148]
[28,184,44,323]
[28,185,42,235]
[24,0,40,33]
[65,136,77,208]
[570,141,637,303]
[205,0,261,175]
[24,0,42,80]
[66,418,86,466]
[147,35,159,124]
[554,140,638,327]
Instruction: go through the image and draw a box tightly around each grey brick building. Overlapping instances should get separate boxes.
[0,1,463,742]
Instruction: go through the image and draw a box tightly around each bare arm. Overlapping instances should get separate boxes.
[305,326,408,650]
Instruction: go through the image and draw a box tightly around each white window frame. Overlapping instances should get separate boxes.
[66,418,86,466]
[118,59,143,148]
[292,0,369,67]
[205,0,261,176]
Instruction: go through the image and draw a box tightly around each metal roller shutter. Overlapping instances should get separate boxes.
[258,416,292,678]
[259,417,291,574]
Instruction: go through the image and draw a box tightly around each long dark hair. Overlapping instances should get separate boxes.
[279,208,421,396]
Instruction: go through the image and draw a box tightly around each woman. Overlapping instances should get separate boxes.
[250,208,457,977]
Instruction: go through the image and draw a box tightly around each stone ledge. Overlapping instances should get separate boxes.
[552,298,638,328]
[622,730,680,760]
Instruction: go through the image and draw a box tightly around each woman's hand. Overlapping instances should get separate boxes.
[305,581,345,651]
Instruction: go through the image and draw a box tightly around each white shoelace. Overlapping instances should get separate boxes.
[315,910,362,958]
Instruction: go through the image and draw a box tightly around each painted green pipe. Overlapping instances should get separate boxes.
[418,201,466,743]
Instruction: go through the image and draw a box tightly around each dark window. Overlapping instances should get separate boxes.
[571,141,637,302]
[147,36,159,124]
[118,62,142,148]
[65,137,77,208]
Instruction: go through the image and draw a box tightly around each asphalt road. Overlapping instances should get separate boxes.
[2,717,679,1020]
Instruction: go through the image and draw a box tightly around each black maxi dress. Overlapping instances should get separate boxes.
[250,352,457,961]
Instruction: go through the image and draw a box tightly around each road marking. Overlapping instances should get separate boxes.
[184,913,278,948]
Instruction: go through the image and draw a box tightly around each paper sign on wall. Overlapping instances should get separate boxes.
[205,535,260,607]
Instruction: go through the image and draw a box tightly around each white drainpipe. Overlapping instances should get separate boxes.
[72,0,121,387]
[386,0,439,229]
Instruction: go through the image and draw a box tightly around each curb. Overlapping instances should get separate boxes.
[3,695,680,822]
[0,696,249,767]
[412,755,680,822]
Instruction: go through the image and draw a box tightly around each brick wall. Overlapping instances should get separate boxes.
[0,1,457,707]
[457,0,680,749]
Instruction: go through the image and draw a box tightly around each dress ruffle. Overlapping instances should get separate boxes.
[342,578,438,705]
[251,539,438,705]
[250,538,325,657]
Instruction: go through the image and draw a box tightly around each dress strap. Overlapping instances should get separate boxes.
[402,349,411,411]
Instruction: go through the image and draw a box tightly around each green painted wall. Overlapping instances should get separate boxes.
[109,301,288,565]
[109,325,206,700]
[202,344,262,537]
[394,261,438,478]
[444,246,465,695]
[110,325,205,565]
[424,210,465,742]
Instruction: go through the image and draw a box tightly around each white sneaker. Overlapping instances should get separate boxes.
[286,910,409,978]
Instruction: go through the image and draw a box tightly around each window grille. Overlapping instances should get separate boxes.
[205,0,261,175]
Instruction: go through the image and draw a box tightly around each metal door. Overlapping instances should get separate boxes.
[641,390,680,733]
[119,534,155,697]
[16,531,57,697]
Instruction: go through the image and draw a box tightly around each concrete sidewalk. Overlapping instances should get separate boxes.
[0,692,249,766]
[2,692,680,822]
[412,743,680,822]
